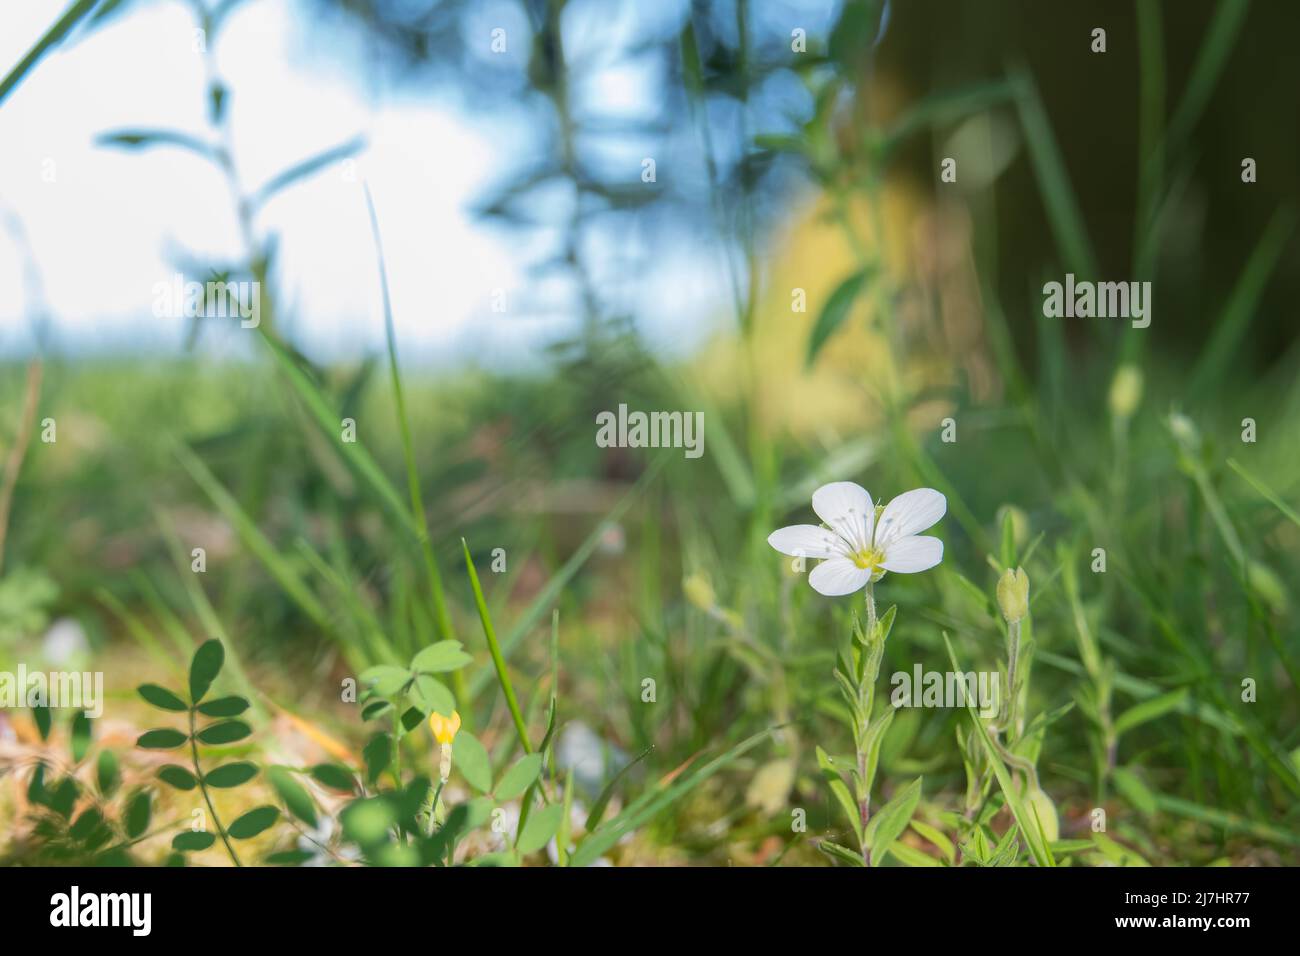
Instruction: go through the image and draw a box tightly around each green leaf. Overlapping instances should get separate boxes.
[516,803,565,855]
[195,720,252,745]
[227,806,280,840]
[359,665,410,698]
[203,762,259,789]
[806,268,871,368]
[494,754,543,801]
[361,700,393,721]
[341,796,396,848]
[94,129,222,163]
[125,791,151,839]
[1092,832,1151,867]
[864,776,922,866]
[249,136,367,210]
[818,840,864,867]
[310,763,357,793]
[26,763,47,805]
[33,705,51,741]
[138,683,188,712]
[70,807,104,843]
[157,765,199,791]
[137,728,188,750]
[910,819,956,865]
[1114,687,1189,737]
[410,641,474,674]
[196,696,250,718]
[1000,510,1017,569]
[267,766,318,827]
[816,746,862,846]
[363,733,392,784]
[454,732,493,793]
[189,639,225,704]
[172,831,217,852]
[860,707,895,799]
[1112,767,1158,818]
[70,711,92,763]
[96,750,120,796]
[408,674,455,715]
[875,604,898,643]
[889,842,945,867]
[49,776,79,818]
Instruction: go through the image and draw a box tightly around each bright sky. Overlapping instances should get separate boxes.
[0,0,730,366]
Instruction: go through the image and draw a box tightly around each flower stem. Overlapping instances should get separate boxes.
[190,708,241,867]
[1004,619,1021,736]
[856,580,878,866]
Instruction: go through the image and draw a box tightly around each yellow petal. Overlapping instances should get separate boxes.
[429,709,461,745]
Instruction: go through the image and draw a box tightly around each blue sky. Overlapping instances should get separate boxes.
[0,0,732,365]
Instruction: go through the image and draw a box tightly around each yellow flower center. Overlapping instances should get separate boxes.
[851,547,885,571]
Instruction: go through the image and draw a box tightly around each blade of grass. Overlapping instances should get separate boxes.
[467,457,666,696]
[0,0,101,107]
[1227,457,1300,528]
[1187,208,1294,395]
[364,185,468,717]
[173,440,331,629]
[569,727,774,867]
[154,508,264,722]
[1164,0,1251,156]
[462,538,531,753]
[1007,60,1099,279]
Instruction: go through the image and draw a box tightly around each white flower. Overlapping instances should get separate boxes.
[768,482,946,596]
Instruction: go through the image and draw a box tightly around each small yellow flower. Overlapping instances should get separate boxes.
[429,710,461,746]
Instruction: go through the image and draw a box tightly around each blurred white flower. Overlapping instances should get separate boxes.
[42,617,89,666]
[768,482,946,596]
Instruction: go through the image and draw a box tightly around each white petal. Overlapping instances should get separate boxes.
[767,525,849,560]
[875,488,946,547]
[881,535,944,573]
[811,481,874,552]
[808,558,872,596]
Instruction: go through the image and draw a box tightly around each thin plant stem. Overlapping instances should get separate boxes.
[856,579,878,866]
[190,709,241,866]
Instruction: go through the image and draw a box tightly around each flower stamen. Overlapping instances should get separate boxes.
[851,547,885,572]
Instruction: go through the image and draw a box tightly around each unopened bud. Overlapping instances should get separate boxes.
[683,573,716,611]
[996,567,1030,623]
[1108,364,1143,421]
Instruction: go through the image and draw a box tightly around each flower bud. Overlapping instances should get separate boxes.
[1024,785,1059,843]
[996,567,1030,624]
[1168,412,1200,450]
[1108,364,1143,421]
[683,573,716,611]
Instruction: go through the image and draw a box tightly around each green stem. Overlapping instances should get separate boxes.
[1003,619,1021,736]
[190,709,241,866]
[856,580,878,866]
